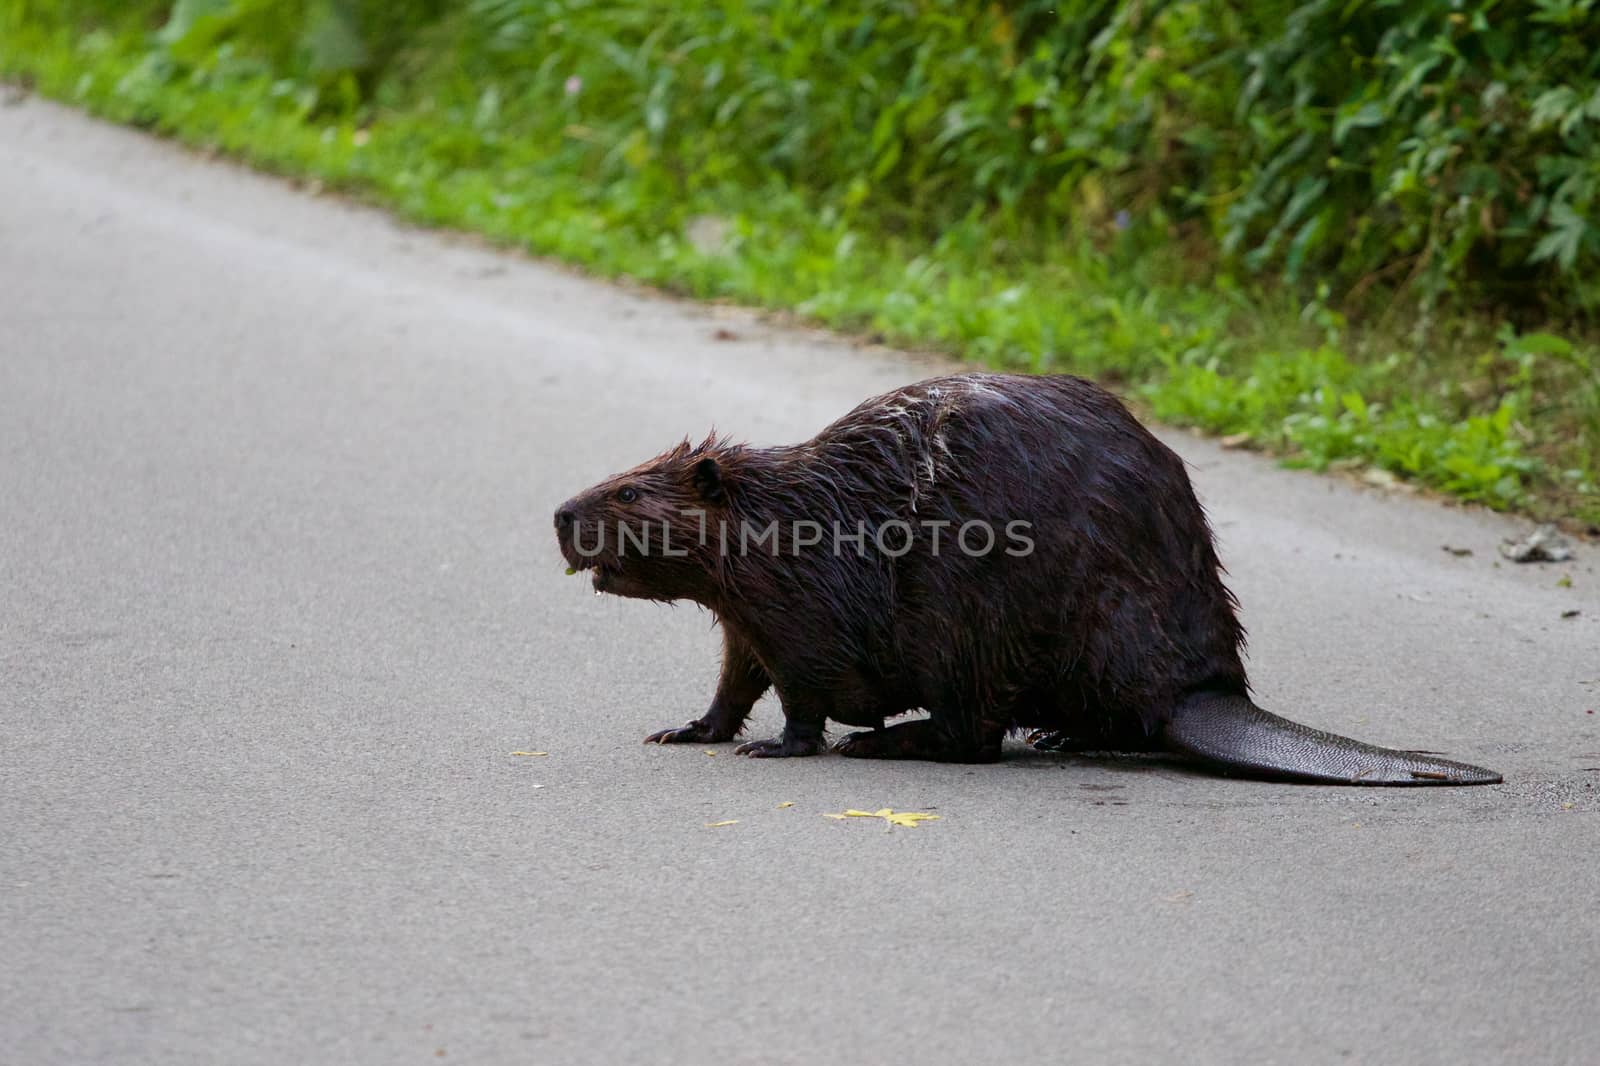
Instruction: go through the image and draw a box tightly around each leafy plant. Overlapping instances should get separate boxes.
[3,0,1598,524]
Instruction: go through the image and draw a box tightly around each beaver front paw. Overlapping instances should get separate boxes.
[644,719,735,744]
[734,735,826,758]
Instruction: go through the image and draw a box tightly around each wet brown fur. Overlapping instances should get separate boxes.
[554,372,1248,761]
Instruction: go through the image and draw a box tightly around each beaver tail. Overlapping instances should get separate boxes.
[1161,691,1501,786]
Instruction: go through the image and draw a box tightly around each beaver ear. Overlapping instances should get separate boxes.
[692,457,726,502]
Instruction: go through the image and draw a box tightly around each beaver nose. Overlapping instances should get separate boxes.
[554,504,577,531]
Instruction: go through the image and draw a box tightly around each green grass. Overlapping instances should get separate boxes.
[3,8,1598,527]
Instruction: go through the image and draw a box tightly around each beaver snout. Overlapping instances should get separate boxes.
[553,501,578,532]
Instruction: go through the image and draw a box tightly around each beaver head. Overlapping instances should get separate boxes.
[554,437,734,603]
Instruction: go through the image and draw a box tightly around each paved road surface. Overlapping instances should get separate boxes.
[3,99,1597,1065]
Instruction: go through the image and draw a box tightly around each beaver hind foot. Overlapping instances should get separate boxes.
[1161,692,1502,786]
[835,720,1002,763]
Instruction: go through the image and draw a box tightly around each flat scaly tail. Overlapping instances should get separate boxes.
[1162,691,1501,786]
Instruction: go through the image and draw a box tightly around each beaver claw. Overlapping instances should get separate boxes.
[644,719,734,745]
[1027,729,1089,752]
[734,735,826,758]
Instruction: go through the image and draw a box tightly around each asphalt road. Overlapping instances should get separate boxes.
[3,98,1598,1066]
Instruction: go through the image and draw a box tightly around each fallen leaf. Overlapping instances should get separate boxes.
[1441,545,1473,557]
[823,808,941,829]
[776,802,794,808]
[509,751,549,757]
[703,750,718,756]
[705,820,738,827]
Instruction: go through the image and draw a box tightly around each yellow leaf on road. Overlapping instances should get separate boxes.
[509,751,548,757]
[705,820,739,828]
[776,802,794,809]
[823,808,940,829]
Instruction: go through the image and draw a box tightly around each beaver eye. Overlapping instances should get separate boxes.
[617,487,639,504]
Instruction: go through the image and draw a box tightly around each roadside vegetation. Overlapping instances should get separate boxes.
[4,0,1598,526]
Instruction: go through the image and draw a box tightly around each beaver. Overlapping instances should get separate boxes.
[553,372,1500,785]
